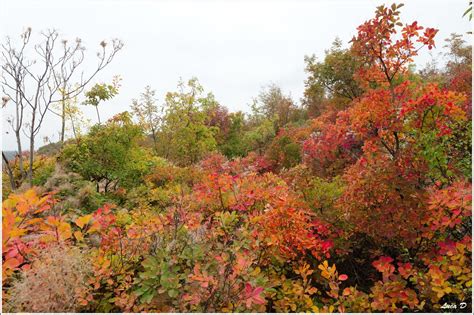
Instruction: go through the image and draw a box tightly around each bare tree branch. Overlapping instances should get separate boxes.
[1,28,123,187]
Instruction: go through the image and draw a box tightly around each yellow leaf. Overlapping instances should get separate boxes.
[74,231,84,241]
[86,221,101,234]
[321,271,330,279]
[9,228,27,238]
[40,234,56,243]
[24,188,37,199]
[58,222,72,240]
[251,266,261,276]
[75,214,93,229]
[38,195,50,205]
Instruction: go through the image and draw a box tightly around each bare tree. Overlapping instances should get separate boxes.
[1,28,123,187]
[1,30,29,181]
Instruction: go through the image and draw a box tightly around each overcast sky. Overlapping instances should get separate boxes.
[1,0,471,150]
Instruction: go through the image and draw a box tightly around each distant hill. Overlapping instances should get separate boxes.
[3,141,61,163]
[2,151,17,161]
[37,142,62,157]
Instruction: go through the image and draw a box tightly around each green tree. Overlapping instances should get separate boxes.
[83,76,121,124]
[219,111,247,158]
[266,135,301,170]
[61,112,149,192]
[303,38,363,115]
[251,83,301,131]
[242,118,275,155]
[158,78,218,165]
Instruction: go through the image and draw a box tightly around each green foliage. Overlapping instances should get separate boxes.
[242,119,275,155]
[83,81,119,107]
[131,86,162,153]
[61,111,150,192]
[37,142,63,156]
[31,157,56,186]
[250,84,302,129]
[156,78,218,166]
[219,112,248,158]
[266,135,301,169]
[303,38,363,115]
[83,77,121,123]
[309,176,345,214]
[2,154,56,196]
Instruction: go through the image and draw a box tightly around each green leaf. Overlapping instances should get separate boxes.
[134,287,147,297]
[168,289,179,298]
[141,291,154,304]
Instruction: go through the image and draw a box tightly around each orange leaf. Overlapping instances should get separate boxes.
[3,257,20,270]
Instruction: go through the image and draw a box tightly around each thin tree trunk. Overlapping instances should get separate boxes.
[28,113,36,187]
[151,130,158,154]
[71,117,77,139]
[2,152,16,190]
[15,130,24,179]
[60,98,66,143]
[28,136,35,187]
[95,106,101,124]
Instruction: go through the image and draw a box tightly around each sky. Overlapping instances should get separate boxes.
[1,0,471,150]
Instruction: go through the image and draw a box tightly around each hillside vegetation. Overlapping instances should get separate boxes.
[2,3,472,313]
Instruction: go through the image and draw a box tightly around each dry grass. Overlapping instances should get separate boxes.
[4,245,92,313]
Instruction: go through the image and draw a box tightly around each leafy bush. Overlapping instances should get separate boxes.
[61,112,150,192]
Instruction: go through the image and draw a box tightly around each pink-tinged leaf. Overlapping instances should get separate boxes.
[244,283,265,308]
[338,274,348,281]
[21,263,31,271]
